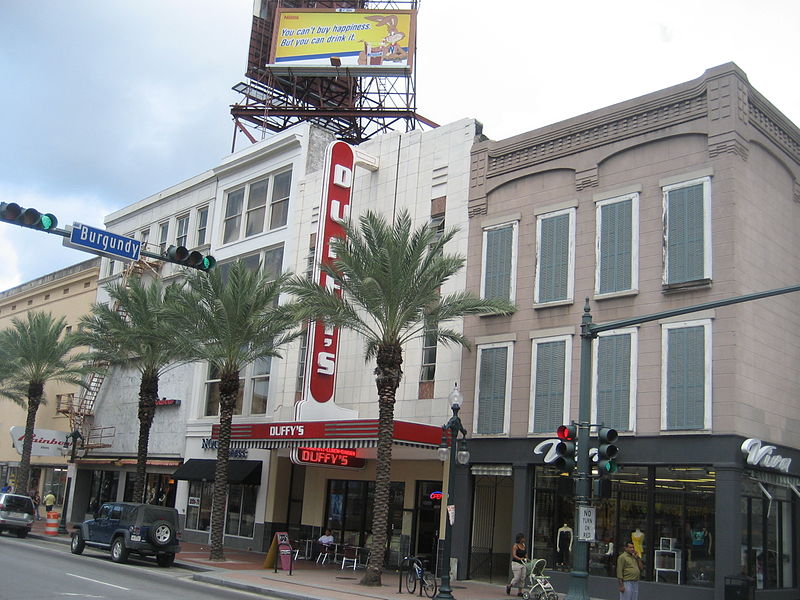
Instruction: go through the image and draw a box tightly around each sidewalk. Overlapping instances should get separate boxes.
[29,518,546,600]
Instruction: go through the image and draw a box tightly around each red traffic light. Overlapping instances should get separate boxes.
[557,424,577,441]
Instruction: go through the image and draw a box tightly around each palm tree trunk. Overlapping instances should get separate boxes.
[15,382,44,494]
[133,369,158,503]
[361,344,402,587]
[209,371,238,561]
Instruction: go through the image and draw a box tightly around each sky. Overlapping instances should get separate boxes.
[1,0,799,290]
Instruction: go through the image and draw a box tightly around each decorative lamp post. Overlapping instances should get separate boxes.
[58,429,84,535]
[434,383,469,600]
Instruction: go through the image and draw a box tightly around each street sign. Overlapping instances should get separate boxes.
[63,222,141,262]
[577,506,595,541]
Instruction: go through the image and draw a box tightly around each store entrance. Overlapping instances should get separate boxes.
[412,480,442,560]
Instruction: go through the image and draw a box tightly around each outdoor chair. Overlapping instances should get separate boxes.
[316,543,334,565]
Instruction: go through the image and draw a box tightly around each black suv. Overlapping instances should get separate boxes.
[71,502,181,567]
[0,493,36,538]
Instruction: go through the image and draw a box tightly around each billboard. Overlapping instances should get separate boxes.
[269,9,416,75]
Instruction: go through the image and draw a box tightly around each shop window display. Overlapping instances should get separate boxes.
[534,465,716,586]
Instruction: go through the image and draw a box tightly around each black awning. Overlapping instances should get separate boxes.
[172,459,261,485]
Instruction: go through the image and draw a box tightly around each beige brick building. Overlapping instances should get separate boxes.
[450,64,800,600]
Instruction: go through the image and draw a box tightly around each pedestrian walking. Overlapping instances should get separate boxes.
[506,533,528,596]
[43,491,56,513]
[617,540,644,600]
[30,489,41,520]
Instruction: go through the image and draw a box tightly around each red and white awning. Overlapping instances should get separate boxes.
[211,419,442,450]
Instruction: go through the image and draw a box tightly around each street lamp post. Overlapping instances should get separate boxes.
[434,383,470,600]
[57,429,83,535]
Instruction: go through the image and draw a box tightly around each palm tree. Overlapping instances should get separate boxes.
[169,260,300,561]
[0,311,88,492]
[76,277,186,504]
[285,210,515,586]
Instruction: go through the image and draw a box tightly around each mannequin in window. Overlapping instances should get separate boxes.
[556,523,573,570]
[631,528,644,557]
[690,523,712,559]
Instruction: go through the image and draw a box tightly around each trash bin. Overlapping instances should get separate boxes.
[724,576,754,600]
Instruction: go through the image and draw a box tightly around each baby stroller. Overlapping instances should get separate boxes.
[521,558,558,600]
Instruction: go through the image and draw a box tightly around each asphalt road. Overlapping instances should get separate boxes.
[0,532,274,600]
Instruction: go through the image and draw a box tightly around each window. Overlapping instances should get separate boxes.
[204,365,244,417]
[661,319,712,430]
[529,335,571,434]
[474,342,512,435]
[420,322,437,382]
[663,177,711,286]
[481,221,517,301]
[196,207,209,246]
[158,222,169,254]
[176,214,189,247]
[535,208,575,304]
[296,327,308,394]
[223,188,244,244]
[186,480,257,538]
[204,353,276,417]
[245,178,269,237]
[270,170,291,229]
[140,228,150,249]
[593,328,637,432]
[222,169,292,244]
[218,245,283,285]
[596,194,638,295]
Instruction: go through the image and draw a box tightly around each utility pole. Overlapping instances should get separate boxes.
[565,283,800,600]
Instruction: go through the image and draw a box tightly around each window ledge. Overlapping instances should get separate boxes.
[594,289,638,301]
[658,429,711,435]
[662,279,712,293]
[533,298,573,310]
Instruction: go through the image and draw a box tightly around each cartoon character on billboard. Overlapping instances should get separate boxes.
[358,14,409,65]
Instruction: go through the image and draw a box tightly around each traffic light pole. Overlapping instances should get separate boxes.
[566,283,800,600]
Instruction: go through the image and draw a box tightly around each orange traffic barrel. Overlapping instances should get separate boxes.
[45,511,59,535]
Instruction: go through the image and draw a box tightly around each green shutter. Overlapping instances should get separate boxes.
[477,347,508,434]
[484,226,513,300]
[599,200,632,294]
[538,213,570,302]
[596,334,631,431]
[533,340,566,433]
[666,326,705,429]
[667,184,704,284]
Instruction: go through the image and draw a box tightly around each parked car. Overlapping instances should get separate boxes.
[0,493,36,538]
[70,502,181,567]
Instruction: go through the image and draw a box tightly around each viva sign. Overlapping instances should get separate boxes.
[741,438,792,473]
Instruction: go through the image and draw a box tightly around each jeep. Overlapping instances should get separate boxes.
[71,502,181,567]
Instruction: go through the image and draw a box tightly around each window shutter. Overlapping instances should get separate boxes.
[533,341,566,433]
[667,184,704,284]
[477,347,508,434]
[484,226,513,300]
[538,213,570,302]
[596,334,631,431]
[599,200,632,293]
[666,326,705,429]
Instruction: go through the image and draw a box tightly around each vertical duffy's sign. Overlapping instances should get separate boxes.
[295,141,360,421]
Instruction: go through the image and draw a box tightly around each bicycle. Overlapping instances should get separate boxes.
[404,555,438,598]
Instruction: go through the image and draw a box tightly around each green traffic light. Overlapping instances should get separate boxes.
[40,213,57,230]
[201,256,216,270]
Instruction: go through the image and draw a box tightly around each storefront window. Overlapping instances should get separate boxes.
[324,479,405,548]
[534,465,716,586]
[741,477,796,589]
[186,480,256,537]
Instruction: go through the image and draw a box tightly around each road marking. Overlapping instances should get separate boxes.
[59,594,104,598]
[66,573,130,590]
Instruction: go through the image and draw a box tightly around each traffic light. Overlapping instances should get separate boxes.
[597,427,619,474]
[554,424,578,473]
[164,245,216,271]
[0,202,58,231]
